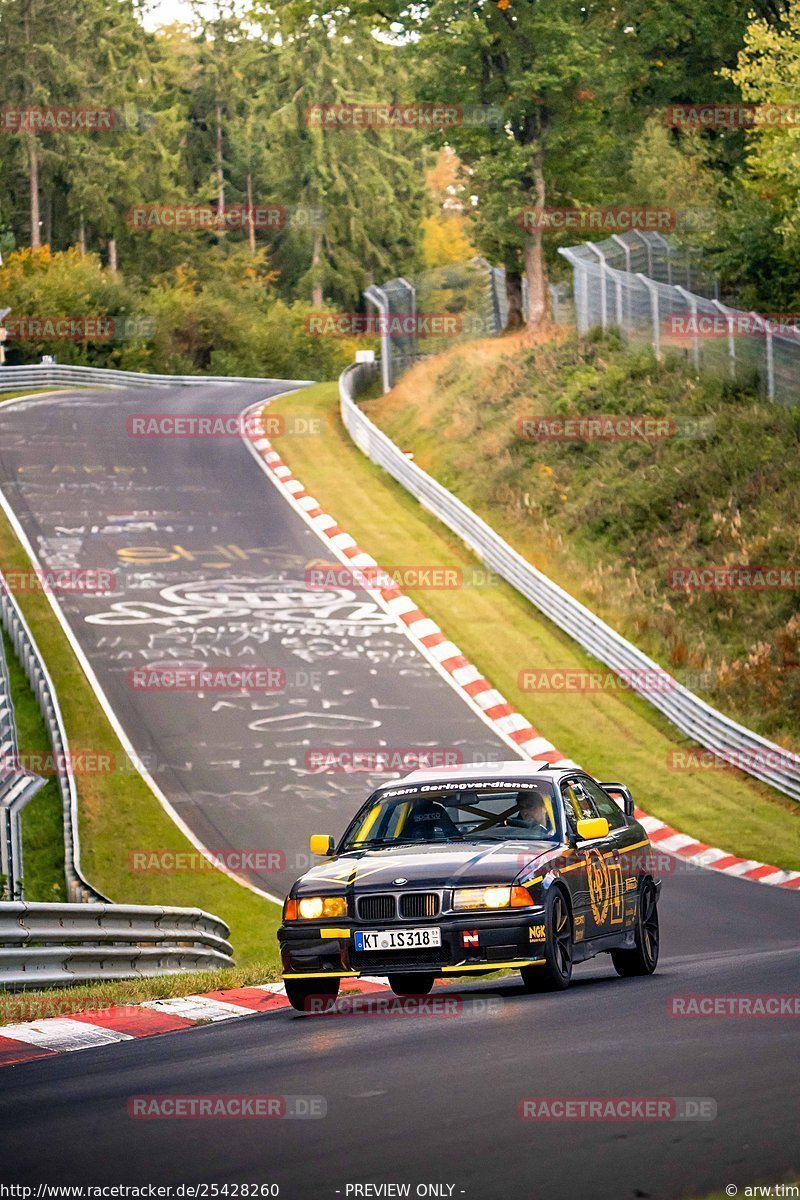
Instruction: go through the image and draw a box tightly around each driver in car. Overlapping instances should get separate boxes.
[508,793,551,837]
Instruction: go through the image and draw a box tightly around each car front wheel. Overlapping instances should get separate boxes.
[521,888,572,992]
[284,975,340,1012]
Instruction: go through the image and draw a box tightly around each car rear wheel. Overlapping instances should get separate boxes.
[521,888,572,992]
[284,976,340,1012]
[387,972,436,997]
[611,879,659,977]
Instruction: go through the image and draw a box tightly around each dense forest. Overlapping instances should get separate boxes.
[1,0,800,371]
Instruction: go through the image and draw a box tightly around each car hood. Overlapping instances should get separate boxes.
[294,840,555,894]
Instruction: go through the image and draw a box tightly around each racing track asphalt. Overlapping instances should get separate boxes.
[0,382,797,1198]
[0,382,509,896]
[0,865,797,1198]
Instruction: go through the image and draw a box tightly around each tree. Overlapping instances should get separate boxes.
[250,2,427,308]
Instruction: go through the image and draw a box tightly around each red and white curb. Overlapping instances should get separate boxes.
[0,979,390,1068]
[241,401,800,894]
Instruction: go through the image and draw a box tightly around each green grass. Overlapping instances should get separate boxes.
[2,629,66,901]
[0,503,283,969]
[365,331,800,747]
[268,381,799,870]
[0,959,281,1026]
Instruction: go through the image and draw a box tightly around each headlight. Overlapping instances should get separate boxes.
[453,885,533,911]
[295,895,347,920]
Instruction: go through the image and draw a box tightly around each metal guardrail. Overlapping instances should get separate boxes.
[0,363,314,392]
[0,901,233,986]
[0,573,107,903]
[0,631,45,899]
[340,362,800,804]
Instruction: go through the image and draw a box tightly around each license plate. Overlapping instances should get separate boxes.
[354,927,442,952]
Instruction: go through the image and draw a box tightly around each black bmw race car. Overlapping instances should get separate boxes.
[278,761,661,1010]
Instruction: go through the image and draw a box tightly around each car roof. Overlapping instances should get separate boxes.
[372,760,580,791]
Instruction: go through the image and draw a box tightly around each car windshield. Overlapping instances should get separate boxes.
[339,780,560,851]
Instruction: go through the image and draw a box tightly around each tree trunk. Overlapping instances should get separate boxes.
[28,134,40,249]
[504,270,525,331]
[215,101,225,233]
[524,144,551,327]
[246,173,256,256]
[108,237,118,273]
[77,213,86,255]
[43,189,52,248]
[311,228,323,308]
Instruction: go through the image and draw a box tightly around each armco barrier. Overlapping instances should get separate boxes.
[0,631,45,899]
[0,363,314,391]
[340,362,800,804]
[0,901,233,986]
[0,573,105,904]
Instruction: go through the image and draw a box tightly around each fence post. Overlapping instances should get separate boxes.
[633,231,654,278]
[637,275,661,357]
[586,242,607,330]
[675,285,700,369]
[397,276,417,369]
[712,300,736,380]
[364,284,391,393]
[754,313,775,400]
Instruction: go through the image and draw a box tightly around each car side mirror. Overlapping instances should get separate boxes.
[576,817,610,842]
[309,833,335,857]
[599,782,635,817]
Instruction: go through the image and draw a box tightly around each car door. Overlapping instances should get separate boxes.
[578,776,644,930]
[563,776,624,940]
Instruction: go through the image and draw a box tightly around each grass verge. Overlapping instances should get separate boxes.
[364,331,800,747]
[268,381,799,870]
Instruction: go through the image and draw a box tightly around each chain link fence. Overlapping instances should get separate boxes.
[558,230,800,406]
[365,258,571,392]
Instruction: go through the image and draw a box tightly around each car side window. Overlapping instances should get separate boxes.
[578,777,627,831]
[561,779,597,830]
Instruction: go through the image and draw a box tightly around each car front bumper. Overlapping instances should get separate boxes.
[278,908,547,978]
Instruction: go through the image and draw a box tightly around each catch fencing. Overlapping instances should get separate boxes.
[340,361,800,804]
[365,259,569,392]
[558,230,799,405]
